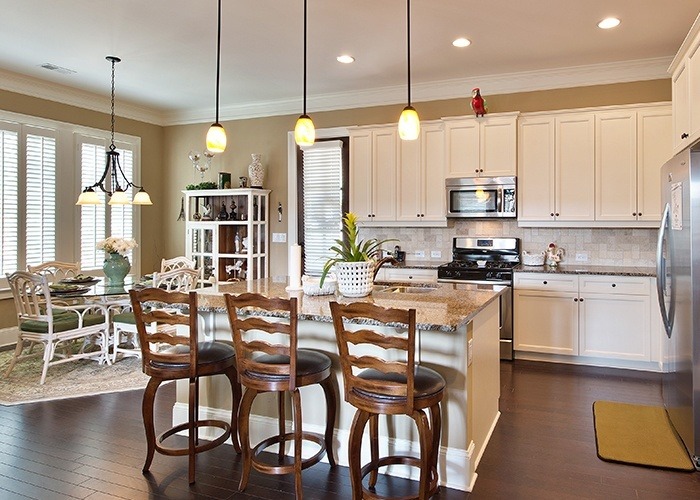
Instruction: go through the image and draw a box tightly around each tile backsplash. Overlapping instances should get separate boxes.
[365,220,657,267]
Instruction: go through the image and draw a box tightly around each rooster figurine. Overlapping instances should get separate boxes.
[471,87,488,117]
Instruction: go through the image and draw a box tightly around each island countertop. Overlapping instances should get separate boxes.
[195,279,505,332]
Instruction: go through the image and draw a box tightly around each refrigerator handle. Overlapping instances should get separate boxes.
[656,203,673,338]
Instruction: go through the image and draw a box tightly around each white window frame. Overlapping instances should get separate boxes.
[0,109,143,295]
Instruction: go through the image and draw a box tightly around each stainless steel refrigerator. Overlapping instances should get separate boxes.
[657,145,700,470]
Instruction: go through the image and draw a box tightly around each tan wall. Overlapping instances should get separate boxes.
[161,78,671,279]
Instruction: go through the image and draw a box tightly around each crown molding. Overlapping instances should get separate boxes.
[0,57,672,127]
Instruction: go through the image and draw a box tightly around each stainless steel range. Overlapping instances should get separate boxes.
[437,237,520,360]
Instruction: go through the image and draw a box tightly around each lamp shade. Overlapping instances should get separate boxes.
[108,189,130,205]
[295,114,315,146]
[206,123,227,153]
[133,189,153,205]
[76,188,101,206]
[398,105,420,140]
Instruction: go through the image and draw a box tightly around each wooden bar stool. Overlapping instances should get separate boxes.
[129,288,241,484]
[329,301,445,500]
[224,292,337,499]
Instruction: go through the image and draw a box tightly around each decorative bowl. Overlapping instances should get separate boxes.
[521,251,545,266]
[302,275,337,296]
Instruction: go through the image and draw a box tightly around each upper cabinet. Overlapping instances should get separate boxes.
[518,103,671,228]
[443,112,518,178]
[670,14,700,153]
[350,122,446,227]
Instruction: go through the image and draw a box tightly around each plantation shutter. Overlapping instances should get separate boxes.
[301,140,343,276]
[0,124,19,275]
[79,138,107,269]
[25,128,57,267]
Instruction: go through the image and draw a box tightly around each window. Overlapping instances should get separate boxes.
[297,138,349,275]
[0,111,142,290]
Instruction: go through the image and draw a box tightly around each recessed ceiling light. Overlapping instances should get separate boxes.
[598,17,621,29]
[452,38,471,48]
[336,55,355,64]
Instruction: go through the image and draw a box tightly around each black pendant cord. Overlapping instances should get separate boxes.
[406,0,412,107]
[215,0,222,124]
[303,0,308,116]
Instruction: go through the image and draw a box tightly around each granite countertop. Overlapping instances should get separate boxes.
[195,278,505,332]
[514,264,656,277]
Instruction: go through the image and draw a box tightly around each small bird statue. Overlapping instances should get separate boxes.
[471,87,488,117]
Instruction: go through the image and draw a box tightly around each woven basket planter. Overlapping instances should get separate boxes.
[335,261,374,297]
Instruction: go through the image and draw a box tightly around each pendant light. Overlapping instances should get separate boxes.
[206,0,227,153]
[398,0,420,141]
[76,56,152,206]
[294,0,315,146]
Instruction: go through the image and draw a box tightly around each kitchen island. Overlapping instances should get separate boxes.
[174,279,505,492]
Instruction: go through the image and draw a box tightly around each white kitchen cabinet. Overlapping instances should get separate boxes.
[517,112,594,222]
[383,267,437,283]
[350,125,398,224]
[184,188,270,283]
[669,14,700,153]
[636,108,672,221]
[444,113,518,178]
[396,121,446,225]
[514,273,655,364]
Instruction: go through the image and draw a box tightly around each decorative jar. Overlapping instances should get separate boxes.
[248,153,265,188]
[103,252,131,286]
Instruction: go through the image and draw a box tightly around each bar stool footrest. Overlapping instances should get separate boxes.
[251,431,327,475]
[359,455,439,500]
[155,419,231,457]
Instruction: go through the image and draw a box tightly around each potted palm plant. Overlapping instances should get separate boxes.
[320,212,395,297]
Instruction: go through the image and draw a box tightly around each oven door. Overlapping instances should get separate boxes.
[438,278,513,360]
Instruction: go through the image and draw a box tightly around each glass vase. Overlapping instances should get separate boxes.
[103,252,131,286]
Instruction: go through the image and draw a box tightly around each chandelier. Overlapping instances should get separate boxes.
[76,56,152,206]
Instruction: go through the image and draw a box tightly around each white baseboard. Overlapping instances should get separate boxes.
[0,327,18,348]
[173,402,475,492]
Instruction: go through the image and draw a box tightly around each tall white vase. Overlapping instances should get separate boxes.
[248,154,265,188]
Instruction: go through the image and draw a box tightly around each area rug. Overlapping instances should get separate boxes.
[0,348,149,406]
[592,400,695,471]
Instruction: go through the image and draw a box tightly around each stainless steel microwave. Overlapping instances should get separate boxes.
[445,176,516,218]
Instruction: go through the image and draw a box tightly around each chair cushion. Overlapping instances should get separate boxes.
[112,311,136,324]
[354,366,446,401]
[247,350,331,379]
[20,313,105,333]
[149,341,235,369]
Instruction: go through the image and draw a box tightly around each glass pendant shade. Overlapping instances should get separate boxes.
[206,123,227,153]
[108,189,130,205]
[398,105,420,140]
[133,189,153,205]
[295,114,315,146]
[76,188,100,206]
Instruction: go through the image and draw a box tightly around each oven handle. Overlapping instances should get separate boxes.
[438,278,512,286]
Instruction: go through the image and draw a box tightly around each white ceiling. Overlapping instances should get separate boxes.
[1,0,699,126]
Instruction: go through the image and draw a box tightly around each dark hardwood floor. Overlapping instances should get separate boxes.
[1,360,699,499]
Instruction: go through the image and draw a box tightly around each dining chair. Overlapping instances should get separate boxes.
[4,271,111,385]
[129,287,241,484]
[160,256,196,272]
[224,292,337,499]
[110,267,199,363]
[27,261,81,282]
[329,301,445,500]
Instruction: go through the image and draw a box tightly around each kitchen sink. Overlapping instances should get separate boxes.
[373,285,437,294]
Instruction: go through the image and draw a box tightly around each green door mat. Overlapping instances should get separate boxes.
[592,401,695,471]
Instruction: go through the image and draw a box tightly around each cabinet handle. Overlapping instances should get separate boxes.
[480,169,484,173]
[555,212,559,217]
[632,212,637,216]
[574,297,578,302]
[550,212,555,217]
[681,133,689,139]
[611,283,616,287]
[409,276,413,280]
[580,298,584,302]
[475,169,479,173]
[543,281,548,285]
[638,212,642,216]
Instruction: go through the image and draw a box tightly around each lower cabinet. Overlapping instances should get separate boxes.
[514,273,654,363]
[375,267,438,283]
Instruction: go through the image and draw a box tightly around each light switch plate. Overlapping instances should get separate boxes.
[414,250,425,258]
[272,232,287,243]
[431,250,442,259]
[575,252,588,262]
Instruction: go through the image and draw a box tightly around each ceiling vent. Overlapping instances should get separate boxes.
[40,63,76,75]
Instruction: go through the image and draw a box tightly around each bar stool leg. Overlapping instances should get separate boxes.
[429,403,442,490]
[188,377,197,484]
[141,377,163,474]
[238,388,258,491]
[278,392,286,461]
[291,388,303,499]
[223,366,242,453]
[320,376,337,467]
[412,409,431,499]
[349,409,371,500]
[368,414,379,487]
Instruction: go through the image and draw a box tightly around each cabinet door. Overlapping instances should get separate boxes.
[595,111,637,221]
[514,289,578,355]
[445,118,479,177]
[672,63,690,152]
[579,293,651,360]
[384,268,437,283]
[517,116,555,221]
[556,113,595,221]
[481,116,517,177]
[637,108,672,222]
[688,37,700,143]
[422,123,446,222]
[371,128,398,222]
[397,132,422,222]
[349,130,373,222]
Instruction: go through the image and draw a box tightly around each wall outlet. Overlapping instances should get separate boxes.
[430,250,442,259]
[272,232,287,243]
[575,252,588,262]
[414,250,425,258]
